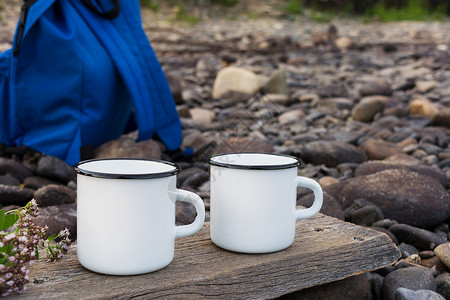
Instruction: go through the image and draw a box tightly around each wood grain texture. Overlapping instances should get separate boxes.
[11,214,400,299]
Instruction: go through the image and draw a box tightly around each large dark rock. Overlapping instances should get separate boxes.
[388,224,447,250]
[0,174,20,186]
[37,156,76,183]
[281,273,368,300]
[300,141,367,167]
[0,184,34,206]
[23,176,63,190]
[34,184,77,207]
[0,157,33,181]
[355,161,448,188]
[383,267,437,300]
[325,169,450,228]
[297,191,345,220]
[394,288,445,300]
[177,167,205,187]
[436,273,450,300]
[33,203,77,240]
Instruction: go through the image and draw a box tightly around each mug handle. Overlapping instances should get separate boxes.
[174,189,206,238]
[294,177,323,219]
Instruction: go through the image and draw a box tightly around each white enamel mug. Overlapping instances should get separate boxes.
[74,158,205,275]
[208,153,323,253]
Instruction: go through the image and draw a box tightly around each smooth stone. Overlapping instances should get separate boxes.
[260,93,289,105]
[318,176,339,188]
[325,169,450,227]
[37,155,76,183]
[318,83,349,98]
[360,139,403,160]
[420,256,447,272]
[334,36,354,51]
[395,288,445,300]
[315,97,353,110]
[181,171,210,189]
[182,130,212,150]
[344,199,384,221]
[398,243,419,259]
[0,184,34,206]
[383,153,422,166]
[371,227,399,245]
[212,66,260,99]
[212,137,274,155]
[351,96,385,122]
[354,162,448,188]
[297,191,345,220]
[176,201,196,225]
[189,108,216,126]
[261,69,289,96]
[438,158,450,169]
[383,267,437,300]
[389,224,447,250]
[360,78,392,97]
[23,176,63,190]
[32,203,77,240]
[94,135,162,160]
[419,251,435,259]
[33,184,77,207]
[0,174,20,186]
[432,108,450,128]
[177,167,205,187]
[166,74,184,105]
[300,141,367,167]
[436,273,450,300]
[0,157,33,182]
[195,55,220,81]
[415,80,438,93]
[372,219,395,229]
[409,98,439,120]
[367,272,384,300]
[285,273,368,300]
[351,206,380,226]
[277,109,305,125]
[434,243,450,269]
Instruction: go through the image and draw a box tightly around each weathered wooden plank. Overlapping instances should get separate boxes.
[11,214,400,299]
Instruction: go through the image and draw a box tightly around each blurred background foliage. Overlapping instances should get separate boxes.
[140,0,449,22]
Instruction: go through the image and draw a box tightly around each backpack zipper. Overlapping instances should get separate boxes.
[13,0,37,57]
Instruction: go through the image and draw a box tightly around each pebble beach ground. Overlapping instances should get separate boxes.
[1,1,450,299]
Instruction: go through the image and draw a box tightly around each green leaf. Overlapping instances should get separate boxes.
[47,233,57,242]
[35,246,39,260]
[0,209,5,230]
[3,260,12,267]
[2,213,19,230]
[0,244,13,254]
[0,245,8,253]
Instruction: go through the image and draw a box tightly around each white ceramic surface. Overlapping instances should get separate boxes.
[208,153,323,253]
[75,159,205,275]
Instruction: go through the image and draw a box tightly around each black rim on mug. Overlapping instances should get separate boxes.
[74,158,180,179]
[207,153,301,170]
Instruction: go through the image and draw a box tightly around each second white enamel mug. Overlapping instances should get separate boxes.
[208,153,323,253]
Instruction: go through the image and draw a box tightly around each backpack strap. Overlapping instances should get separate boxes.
[82,0,120,20]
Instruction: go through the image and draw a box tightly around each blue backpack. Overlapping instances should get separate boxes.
[0,0,182,165]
